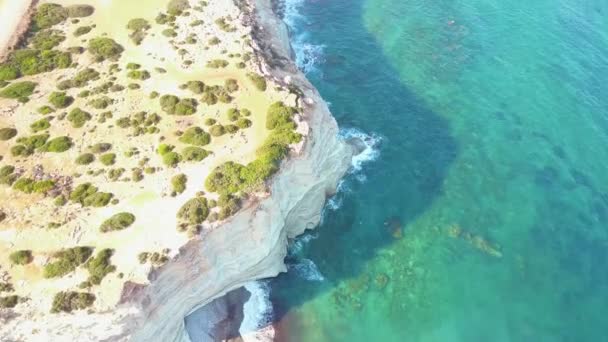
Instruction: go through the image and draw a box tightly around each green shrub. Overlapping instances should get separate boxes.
[0,295,19,308]
[179,126,210,146]
[87,96,113,109]
[171,174,187,194]
[127,18,150,31]
[12,178,34,193]
[69,183,113,207]
[73,26,92,37]
[30,118,51,132]
[85,249,115,284]
[127,70,150,80]
[209,124,225,137]
[0,65,19,81]
[88,38,124,61]
[205,161,246,195]
[177,197,209,224]
[157,143,174,155]
[1,49,71,79]
[49,91,74,108]
[167,0,190,15]
[33,3,68,30]
[0,127,17,141]
[159,94,179,112]
[206,59,228,68]
[200,91,217,105]
[247,73,267,91]
[100,213,135,233]
[40,136,72,152]
[0,282,13,292]
[9,250,33,265]
[162,151,181,167]
[186,80,205,94]
[236,62,246,69]
[66,5,95,17]
[215,17,236,32]
[266,101,297,130]
[54,195,67,206]
[160,95,197,115]
[90,142,111,153]
[51,291,95,313]
[225,124,239,134]
[31,29,65,50]
[236,118,252,129]
[204,118,216,126]
[44,246,92,278]
[126,62,140,70]
[67,108,91,128]
[162,29,177,38]
[99,153,116,166]
[225,79,238,92]
[33,179,55,193]
[76,153,95,165]
[208,37,220,45]
[182,146,209,162]
[71,68,100,88]
[37,105,54,114]
[226,108,240,122]
[0,81,37,101]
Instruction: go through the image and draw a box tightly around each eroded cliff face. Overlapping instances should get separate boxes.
[0,1,351,340]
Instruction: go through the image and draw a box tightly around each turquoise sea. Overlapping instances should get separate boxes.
[268,0,608,341]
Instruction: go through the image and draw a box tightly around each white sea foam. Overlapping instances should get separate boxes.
[289,258,326,282]
[284,0,325,73]
[339,127,382,174]
[288,231,319,256]
[239,281,274,342]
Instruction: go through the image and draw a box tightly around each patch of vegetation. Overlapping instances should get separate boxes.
[43,246,92,278]
[162,151,182,167]
[162,29,177,38]
[30,118,51,132]
[88,37,124,61]
[69,183,113,207]
[9,250,33,265]
[208,37,220,45]
[206,59,228,68]
[167,0,190,16]
[225,79,239,92]
[87,96,113,109]
[0,282,13,293]
[127,70,150,80]
[179,126,210,146]
[205,102,302,196]
[171,174,187,194]
[177,197,209,224]
[159,95,197,115]
[90,142,112,154]
[215,17,236,32]
[73,25,92,37]
[67,108,91,128]
[31,29,65,50]
[85,249,115,285]
[247,73,267,91]
[182,146,209,162]
[0,295,19,309]
[32,3,68,30]
[75,153,95,165]
[0,165,17,185]
[0,81,37,102]
[100,212,135,233]
[99,153,116,166]
[51,291,95,313]
[204,118,216,126]
[39,136,72,153]
[37,105,55,114]
[186,80,205,94]
[49,91,74,108]
[66,5,95,18]
[0,127,17,141]
[226,108,240,122]
[209,124,225,137]
[237,118,252,129]
[0,49,71,79]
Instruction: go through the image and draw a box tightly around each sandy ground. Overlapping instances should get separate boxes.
[0,0,34,62]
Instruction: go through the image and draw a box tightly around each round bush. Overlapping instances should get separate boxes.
[99,153,116,166]
[100,212,135,232]
[66,5,95,18]
[179,126,210,146]
[9,250,33,265]
[0,128,17,141]
[49,91,74,109]
[209,125,225,137]
[88,37,124,61]
[76,153,95,165]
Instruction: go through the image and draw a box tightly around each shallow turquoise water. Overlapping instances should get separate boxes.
[269,0,608,341]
